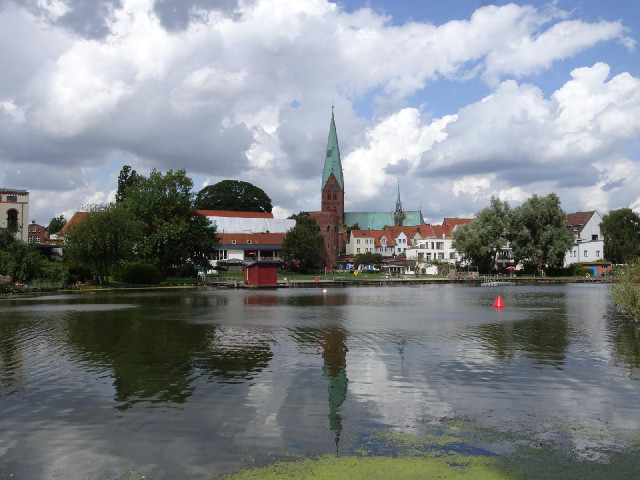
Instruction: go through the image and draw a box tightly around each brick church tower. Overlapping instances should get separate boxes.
[320,108,344,223]
[311,108,344,266]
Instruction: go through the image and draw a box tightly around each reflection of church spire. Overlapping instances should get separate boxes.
[320,327,348,451]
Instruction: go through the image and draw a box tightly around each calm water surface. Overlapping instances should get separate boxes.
[1,284,639,479]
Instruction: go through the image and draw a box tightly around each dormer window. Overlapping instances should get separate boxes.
[247,240,252,244]
[231,240,236,244]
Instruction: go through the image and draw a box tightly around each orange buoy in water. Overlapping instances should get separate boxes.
[493,295,505,308]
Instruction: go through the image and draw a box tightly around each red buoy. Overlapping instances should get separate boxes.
[493,295,505,308]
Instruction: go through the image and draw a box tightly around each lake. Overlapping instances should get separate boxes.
[1,284,639,479]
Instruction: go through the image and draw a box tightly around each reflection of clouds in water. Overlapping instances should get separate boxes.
[348,343,453,433]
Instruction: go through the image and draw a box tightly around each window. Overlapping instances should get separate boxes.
[231,240,236,244]
[592,234,598,241]
[584,250,588,257]
[357,239,360,244]
[436,242,444,250]
[450,252,456,259]
[438,252,444,259]
[7,195,17,202]
[247,240,252,244]
[357,248,360,253]
[7,209,18,229]
[596,250,600,257]
[35,236,40,243]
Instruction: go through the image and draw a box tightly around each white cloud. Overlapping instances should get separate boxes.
[484,20,635,84]
[0,0,637,223]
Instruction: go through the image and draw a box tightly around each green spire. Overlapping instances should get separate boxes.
[322,108,343,189]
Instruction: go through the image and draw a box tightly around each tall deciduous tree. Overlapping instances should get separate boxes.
[281,213,323,272]
[64,203,144,285]
[509,193,574,273]
[600,208,640,264]
[126,169,219,276]
[47,214,67,236]
[195,180,272,213]
[116,165,143,204]
[452,196,511,273]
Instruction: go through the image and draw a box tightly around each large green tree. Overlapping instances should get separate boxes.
[47,214,67,236]
[0,228,47,282]
[126,169,220,275]
[116,165,143,204]
[281,213,323,272]
[452,196,511,273]
[509,193,574,273]
[600,208,640,264]
[195,180,272,213]
[64,203,144,285]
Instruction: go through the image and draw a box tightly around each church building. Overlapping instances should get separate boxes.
[310,110,425,266]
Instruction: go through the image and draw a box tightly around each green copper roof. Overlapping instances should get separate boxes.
[344,211,424,230]
[322,110,343,189]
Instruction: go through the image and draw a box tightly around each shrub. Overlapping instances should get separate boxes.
[175,263,198,278]
[611,260,640,322]
[113,262,161,284]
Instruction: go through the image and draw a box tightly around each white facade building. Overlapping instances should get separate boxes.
[564,211,604,266]
[405,237,460,264]
[1,188,29,242]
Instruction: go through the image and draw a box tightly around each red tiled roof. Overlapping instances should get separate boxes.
[197,210,274,219]
[432,225,453,238]
[219,232,286,245]
[443,218,474,226]
[414,225,436,238]
[565,211,595,235]
[351,229,395,247]
[383,225,422,239]
[59,211,93,234]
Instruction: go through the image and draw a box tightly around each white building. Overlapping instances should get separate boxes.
[405,231,460,264]
[1,188,29,242]
[564,211,604,266]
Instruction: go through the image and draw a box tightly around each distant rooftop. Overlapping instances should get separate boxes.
[1,188,29,194]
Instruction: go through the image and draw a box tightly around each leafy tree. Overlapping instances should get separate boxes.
[47,214,67,235]
[64,203,144,285]
[452,196,511,273]
[509,193,574,273]
[281,213,323,272]
[600,208,640,264]
[0,235,46,283]
[195,180,272,213]
[127,169,220,276]
[116,165,143,204]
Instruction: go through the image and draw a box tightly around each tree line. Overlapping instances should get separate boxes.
[453,193,640,274]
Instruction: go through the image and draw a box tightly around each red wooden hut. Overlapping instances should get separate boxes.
[243,261,279,287]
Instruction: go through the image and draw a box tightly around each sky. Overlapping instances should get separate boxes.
[1,0,639,225]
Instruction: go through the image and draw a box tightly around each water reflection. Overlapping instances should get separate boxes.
[2,285,640,479]
[607,313,640,380]
[474,307,569,368]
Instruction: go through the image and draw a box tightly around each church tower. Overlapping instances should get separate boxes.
[394,180,406,226]
[321,108,344,224]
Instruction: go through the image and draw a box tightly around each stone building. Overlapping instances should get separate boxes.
[0,188,29,242]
